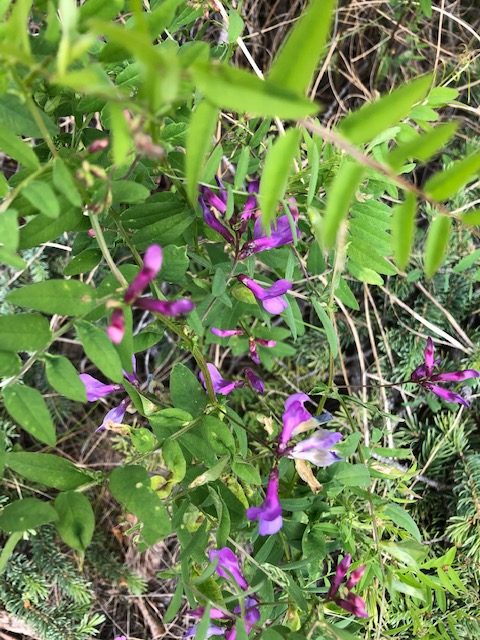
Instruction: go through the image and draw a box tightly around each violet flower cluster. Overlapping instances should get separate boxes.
[106,244,194,345]
[327,554,368,618]
[185,547,260,639]
[410,337,479,406]
[246,393,342,536]
[200,363,265,395]
[199,178,299,260]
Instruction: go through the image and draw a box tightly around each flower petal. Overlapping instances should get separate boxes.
[336,593,368,618]
[124,244,162,303]
[425,383,469,406]
[199,363,243,395]
[199,196,235,244]
[430,369,480,382]
[97,398,129,432]
[135,297,195,316]
[328,554,352,598]
[262,296,288,315]
[424,337,435,375]
[211,327,244,338]
[80,374,122,401]
[346,565,366,589]
[246,468,282,536]
[209,547,248,590]
[244,368,265,393]
[107,308,125,345]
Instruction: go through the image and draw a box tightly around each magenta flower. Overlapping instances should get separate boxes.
[327,554,367,618]
[199,363,244,396]
[278,393,333,451]
[238,275,291,315]
[80,366,137,431]
[185,625,224,638]
[244,368,265,394]
[410,337,479,406]
[209,547,248,590]
[211,327,245,338]
[246,468,283,535]
[106,244,194,344]
[239,199,300,259]
[248,337,276,365]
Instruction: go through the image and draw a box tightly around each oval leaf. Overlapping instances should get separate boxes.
[45,354,87,402]
[186,100,219,204]
[424,152,480,201]
[0,313,51,352]
[391,192,416,270]
[5,452,91,490]
[54,491,95,552]
[7,279,98,316]
[3,384,56,446]
[75,320,124,383]
[0,497,58,532]
[323,160,365,248]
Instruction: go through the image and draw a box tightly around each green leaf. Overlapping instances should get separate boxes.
[8,279,98,316]
[232,459,262,485]
[5,452,90,490]
[391,192,416,270]
[0,95,58,137]
[424,152,480,201]
[75,320,124,383]
[0,209,19,252]
[189,456,229,488]
[53,158,82,207]
[383,504,421,542]
[159,245,188,283]
[462,209,480,226]
[268,0,335,95]
[0,127,39,170]
[339,75,432,145]
[0,313,51,352]
[0,498,58,533]
[227,9,244,42]
[45,354,87,402]
[191,62,319,120]
[387,122,458,170]
[54,491,95,552]
[0,351,21,377]
[110,465,171,546]
[162,439,186,483]
[64,248,102,276]
[19,206,88,249]
[79,0,124,22]
[333,462,371,487]
[423,216,451,278]
[170,363,208,417]
[21,181,60,218]
[323,160,365,247]
[203,416,235,456]
[111,180,150,204]
[312,299,338,358]
[259,129,300,228]
[186,100,219,204]
[109,102,133,166]
[3,384,56,446]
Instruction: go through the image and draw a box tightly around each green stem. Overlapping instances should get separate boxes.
[88,212,128,287]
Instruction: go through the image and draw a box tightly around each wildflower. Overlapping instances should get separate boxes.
[238,199,300,259]
[199,363,245,396]
[80,364,137,431]
[246,468,283,535]
[244,367,265,394]
[106,244,194,344]
[248,337,276,365]
[278,393,334,453]
[209,547,248,590]
[211,327,245,338]
[410,337,479,406]
[327,554,368,618]
[237,275,292,315]
[184,625,224,638]
[287,429,342,467]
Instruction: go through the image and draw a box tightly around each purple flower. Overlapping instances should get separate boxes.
[185,625,225,638]
[248,337,276,365]
[107,244,194,344]
[233,597,260,636]
[80,367,137,432]
[199,187,235,244]
[287,429,342,467]
[237,275,292,315]
[107,308,126,345]
[410,337,479,406]
[244,368,265,394]
[114,636,127,640]
[134,297,195,316]
[79,374,122,401]
[199,363,244,395]
[211,327,245,338]
[238,199,300,258]
[246,468,283,535]
[209,547,248,590]
[279,393,332,452]
[124,244,163,304]
[327,554,368,618]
